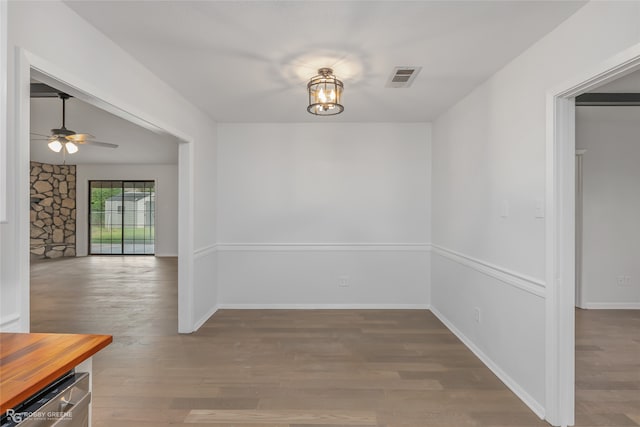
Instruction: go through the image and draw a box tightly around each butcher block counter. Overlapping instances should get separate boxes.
[0,332,112,413]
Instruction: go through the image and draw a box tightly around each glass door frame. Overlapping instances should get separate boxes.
[88,180,156,256]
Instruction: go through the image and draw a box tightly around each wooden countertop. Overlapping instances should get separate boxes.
[0,332,112,413]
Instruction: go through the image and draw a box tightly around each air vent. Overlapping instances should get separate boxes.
[386,66,422,88]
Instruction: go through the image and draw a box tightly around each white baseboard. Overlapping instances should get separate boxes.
[216,243,431,252]
[154,253,178,258]
[192,305,219,331]
[580,302,640,309]
[430,306,545,419]
[217,304,430,310]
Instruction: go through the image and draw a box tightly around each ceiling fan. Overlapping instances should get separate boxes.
[30,93,119,155]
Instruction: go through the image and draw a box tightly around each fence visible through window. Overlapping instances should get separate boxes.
[89,180,155,255]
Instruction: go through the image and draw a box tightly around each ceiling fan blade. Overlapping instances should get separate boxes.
[30,138,53,141]
[30,132,51,138]
[83,140,119,149]
[65,133,95,143]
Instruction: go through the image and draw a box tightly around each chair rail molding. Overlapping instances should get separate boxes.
[194,244,218,258]
[431,244,546,298]
[0,313,21,332]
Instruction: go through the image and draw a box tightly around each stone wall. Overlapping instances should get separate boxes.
[30,162,76,259]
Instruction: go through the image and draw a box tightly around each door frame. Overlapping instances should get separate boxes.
[0,0,7,223]
[574,150,586,309]
[16,48,196,333]
[545,42,640,426]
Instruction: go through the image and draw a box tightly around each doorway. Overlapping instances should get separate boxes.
[89,180,156,255]
[16,51,195,333]
[547,44,640,426]
[573,89,640,426]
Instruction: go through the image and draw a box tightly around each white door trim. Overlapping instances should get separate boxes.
[574,150,585,309]
[0,0,7,223]
[545,42,640,427]
[15,48,196,334]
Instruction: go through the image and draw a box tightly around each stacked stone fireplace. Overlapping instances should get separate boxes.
[30,161,76,259]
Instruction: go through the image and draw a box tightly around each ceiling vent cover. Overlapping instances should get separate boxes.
[386,66,422,88]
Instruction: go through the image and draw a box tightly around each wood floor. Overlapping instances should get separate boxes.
[575,309,640,426]
[30,257,639,427]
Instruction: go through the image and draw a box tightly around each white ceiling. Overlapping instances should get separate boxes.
[65,1,586,123]
[31,97,179,165]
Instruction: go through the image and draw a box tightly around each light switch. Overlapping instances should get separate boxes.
[500,200,509,218]
[535,199,545,218]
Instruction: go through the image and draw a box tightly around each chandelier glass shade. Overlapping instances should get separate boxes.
[307,68,344,116]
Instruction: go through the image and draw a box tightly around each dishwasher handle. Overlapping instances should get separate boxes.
[49,391,91,427]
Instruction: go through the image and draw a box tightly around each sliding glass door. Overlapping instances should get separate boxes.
[89,180,155,255]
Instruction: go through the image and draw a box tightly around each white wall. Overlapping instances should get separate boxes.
[76,164,179,257]
[1,1,217,333]
[217,123,431,307]
[577,106,640,308]
[431,1,640,419]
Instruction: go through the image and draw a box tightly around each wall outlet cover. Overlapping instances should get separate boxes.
[338,275,350,287]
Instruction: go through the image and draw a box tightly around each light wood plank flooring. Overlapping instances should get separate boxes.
[575,309,640,427]
[30,257,639,426]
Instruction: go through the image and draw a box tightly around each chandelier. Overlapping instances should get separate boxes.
[307,68,344,116]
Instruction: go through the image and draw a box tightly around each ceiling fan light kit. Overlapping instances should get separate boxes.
[31,89,119,155]
[47,138,63,153]
[47,93,77,154]
[307,67,344,116]
[65,141,79,154]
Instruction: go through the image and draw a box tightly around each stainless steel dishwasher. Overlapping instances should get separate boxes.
[1,371,90,427]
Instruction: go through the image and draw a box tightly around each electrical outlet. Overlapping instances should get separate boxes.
[338,275,349,287]
[617,275,632,287]
[474,307,481,323]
